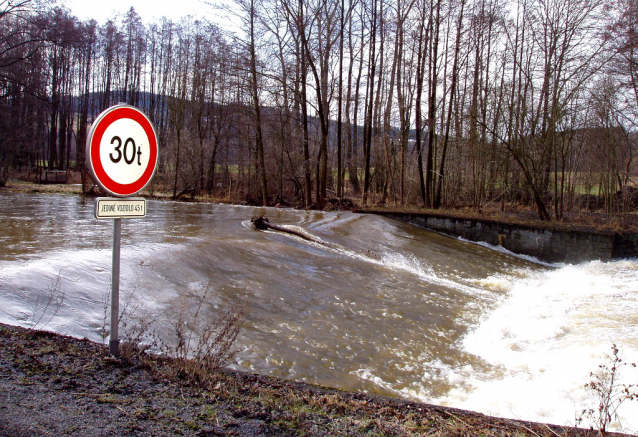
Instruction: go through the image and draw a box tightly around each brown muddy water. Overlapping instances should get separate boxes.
[1,191,637,432]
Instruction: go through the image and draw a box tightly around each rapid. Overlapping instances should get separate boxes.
[1,191,637,432]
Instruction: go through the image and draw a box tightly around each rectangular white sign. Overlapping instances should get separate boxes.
[95,197,146,219]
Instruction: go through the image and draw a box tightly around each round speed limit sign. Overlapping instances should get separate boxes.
[86,104,158,197]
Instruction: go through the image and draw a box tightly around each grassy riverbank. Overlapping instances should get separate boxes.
[0,323,622,437]
[4,178,638,233]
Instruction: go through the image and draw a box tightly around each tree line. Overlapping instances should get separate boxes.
[1,0,638,219]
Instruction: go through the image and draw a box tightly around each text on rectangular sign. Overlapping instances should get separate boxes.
[95,197,146,219]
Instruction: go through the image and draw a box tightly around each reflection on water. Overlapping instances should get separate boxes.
[0,191,637,432]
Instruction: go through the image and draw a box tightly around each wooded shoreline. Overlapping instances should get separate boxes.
[3,0,638,223]
[5,178,638,231]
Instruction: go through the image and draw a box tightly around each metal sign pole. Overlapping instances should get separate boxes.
[109,218,122,357]
[86,105,158,357]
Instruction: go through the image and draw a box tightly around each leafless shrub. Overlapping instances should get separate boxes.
[117,288,160,360]
[99,287,110,346]
[577,344,638,433]
[119,311,157,361]
[97,286,159,360]
[30,272,66,330]
[162,284,246,388]
[105,282,246,386]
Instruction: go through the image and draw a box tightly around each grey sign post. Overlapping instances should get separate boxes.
[86,104,158,357]
[94,197,147,355]
[111,218,121,356]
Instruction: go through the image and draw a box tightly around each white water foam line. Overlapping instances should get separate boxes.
[439,259,638,433]
[267,225,490,297]
[457,235,555,267]
[0,244,178,343]
[377,251,486,294]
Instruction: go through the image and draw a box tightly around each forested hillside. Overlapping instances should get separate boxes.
[1,0,637,220]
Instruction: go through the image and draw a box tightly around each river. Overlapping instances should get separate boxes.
[1,191,637,432]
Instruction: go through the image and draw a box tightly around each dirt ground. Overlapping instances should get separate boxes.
[0,324,629,437]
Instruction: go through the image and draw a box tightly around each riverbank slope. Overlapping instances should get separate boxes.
[0,323,623,437]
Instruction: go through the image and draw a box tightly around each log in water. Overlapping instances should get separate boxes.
[0,191,637,432]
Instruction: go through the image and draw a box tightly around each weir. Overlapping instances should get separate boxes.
[360,209,638,263]
[0,191,637,432]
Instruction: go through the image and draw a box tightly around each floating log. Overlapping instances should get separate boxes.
[251,216,332,247]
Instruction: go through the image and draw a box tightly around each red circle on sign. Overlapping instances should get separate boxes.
[87,106,158,197]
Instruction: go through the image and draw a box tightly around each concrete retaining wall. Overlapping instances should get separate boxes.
[366,211,637,263]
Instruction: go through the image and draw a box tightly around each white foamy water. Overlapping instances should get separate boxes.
[0,243,181,343]
[0,249,112,341]
[436,259,638,433]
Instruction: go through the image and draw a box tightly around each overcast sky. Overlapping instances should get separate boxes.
[61,0,227,25]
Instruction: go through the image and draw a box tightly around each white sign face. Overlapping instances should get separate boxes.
[99,118,152,185]
[86,105,158,197]
[95,197,147,219]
